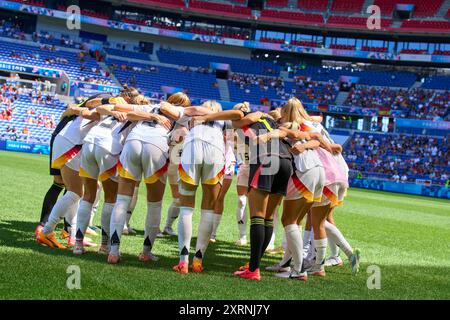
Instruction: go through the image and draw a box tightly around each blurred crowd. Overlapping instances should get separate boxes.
[345,133,450,185]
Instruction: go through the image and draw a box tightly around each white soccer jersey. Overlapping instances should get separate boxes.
[83,115,135,155]
[287,138,322,173]
[184,120,230,152]
[57,116,98,145]
[304,120,349,178]
[235,134,249,165]
[126,104,183,146]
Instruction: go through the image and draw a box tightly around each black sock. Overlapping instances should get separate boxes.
[39,183,64,225]
[249,217,265,272]
[261,219,274,256]
[64,217,70,233]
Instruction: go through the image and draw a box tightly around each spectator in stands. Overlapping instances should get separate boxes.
[345,133,449,186]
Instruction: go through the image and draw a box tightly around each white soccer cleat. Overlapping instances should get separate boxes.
[123,225,136,235]
[302,258,315,271]
[163,227,177,236]
[350,249,361,275]
[235,238,248,246]
[73,244,85,255]
[265,263,291,273]
[325,256,344,267]
[274,269,307,281]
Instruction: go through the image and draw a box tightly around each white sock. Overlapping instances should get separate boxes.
[109,194,132,255]
[306,230,316,261]
[327,236,340,258]
[75,200,93,244]
[285,224,303,272]
[236,195,247,239]
[143,201,162,254]
[100,202,114,246]
[279,229,292,267]
[195,210,216,260]
[43,191,80,235]
[210,213,222,238]
[303,230,312,252]
[165,198,180,230]
[325,220,353,258]
[178,206,193,263]
[89,185,102,226]
[314,238,328,267]
[67,200,80,239]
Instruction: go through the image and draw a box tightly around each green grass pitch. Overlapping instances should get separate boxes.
[0,150,449,299]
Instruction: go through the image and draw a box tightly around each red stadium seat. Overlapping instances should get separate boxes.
[399,48,428,54]
[327,16,392,28]
[361,46,388,52]
[291,40,319,47]
[401,20,450,31]
[188,0,252,17]
[266,0,289,8]
[331,0,365,13]
[297,0,328,11]
[126,0,185,9]
[433,50,450,56]
[373,0,444,17]
[260,9,324,24]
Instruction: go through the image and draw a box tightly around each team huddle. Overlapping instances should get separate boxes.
[34,85,360,281]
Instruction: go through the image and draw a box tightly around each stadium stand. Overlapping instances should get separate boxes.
[293,66,417,88]
[108,59,221,100]
[421,75,450,90]
[297,0,328,12]
[266,0,289,8]
[260,10,324,24]
[331,0,365,13]
[327,16,392,28]
[187,0,252,18]
[344,132,449,186]
[372,0,444,17]
[156,48,281,75]
[0,39,111,83]
[344,86,449,120]
[0,84,64,144]
[401,20,450,31]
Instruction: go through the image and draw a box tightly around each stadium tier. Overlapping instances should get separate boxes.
[0,39,111,84]
[344,86,449,120]
[293,66,417,88]
[2,0,450,304]
[373,0,444,17]
[108,59,221,100]
[345,131,449,186]
[157,48,281,75]
[0,85,65,144]
[297,0,328,11]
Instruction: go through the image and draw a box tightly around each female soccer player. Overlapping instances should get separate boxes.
[37,88,139,249]
[231,103,293,281]
[37,101,101,248]
[173,101,244,274]
[34,92,120,240]
[273,98,326,280]
[209,126,236,243]
[159,93,192,237]
[72,96,141,255]
[107,94,211,264]
[294,100,360,276]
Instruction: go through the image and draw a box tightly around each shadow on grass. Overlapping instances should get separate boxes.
[0,219,281,275]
